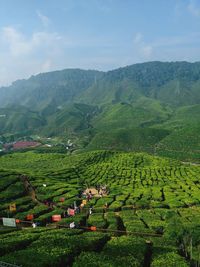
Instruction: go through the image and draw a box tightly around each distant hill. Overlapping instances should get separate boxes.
[78,61,200,106]
[1,62,200,109]
[0,69,103,112]
[0,61,199,161]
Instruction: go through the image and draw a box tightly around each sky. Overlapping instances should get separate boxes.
[0,0,200,86]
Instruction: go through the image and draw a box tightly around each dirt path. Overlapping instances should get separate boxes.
[20,175,39,202]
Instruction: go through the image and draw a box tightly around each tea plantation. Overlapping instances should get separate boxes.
[0,150,200,266]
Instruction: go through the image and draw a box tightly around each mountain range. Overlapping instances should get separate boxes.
[0,61,199,162]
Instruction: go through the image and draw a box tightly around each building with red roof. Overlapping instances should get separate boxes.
[13,141,40,150]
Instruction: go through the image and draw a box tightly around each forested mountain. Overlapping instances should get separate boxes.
[1,61,200,109]
[79,61,200,106]
[0,61,199,161]
[0,69,103,111]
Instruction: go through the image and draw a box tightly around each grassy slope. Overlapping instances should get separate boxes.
[84,101,199,162]
[154,104,200,162]
[86,98,171,153]
[92,97,172,129]
[78,61,200,106]
[41,103,99,136]
[0,150,200,266]
[0,100,198,162]
[0,106,46,135]
[87,127,169,153]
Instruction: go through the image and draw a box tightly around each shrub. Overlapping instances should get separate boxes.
[151,252,189,267]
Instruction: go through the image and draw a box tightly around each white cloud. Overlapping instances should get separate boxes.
[0,25,118,86]
[0,21,199,87]
[0,26,64,85]
[1,26,61,57]
[37,10,51,27]
[41,59,52,72]
[133,33,143,44]
[188,0,200,17]
[2,27,32,56]
[133,33,153,59]
[142,45,153,58]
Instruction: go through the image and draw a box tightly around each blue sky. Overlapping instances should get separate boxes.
[0,0,200,86]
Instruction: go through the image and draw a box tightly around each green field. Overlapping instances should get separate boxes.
[0,150,200,266]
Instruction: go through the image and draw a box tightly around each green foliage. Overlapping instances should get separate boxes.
[0,231,39,256]
[0,62,199,161]
[151,252,189,267]
[0,150,200,266]
[73,251,140,267]
[0,106,46,135]
[0,230,109,267]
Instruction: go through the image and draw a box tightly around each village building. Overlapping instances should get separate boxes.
[3,141,41,151]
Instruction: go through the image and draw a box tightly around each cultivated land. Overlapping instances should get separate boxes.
[0,150,200,266]
[0,62,200,266]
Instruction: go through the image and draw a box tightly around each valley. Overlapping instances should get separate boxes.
[0,62,200,266]
[0,62,199,162]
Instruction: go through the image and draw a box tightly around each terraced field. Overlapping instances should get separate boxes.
[0,150,200,266]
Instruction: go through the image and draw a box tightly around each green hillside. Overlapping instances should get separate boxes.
[154,104,200,129]
[92,98,172,129]
[0,106,46,135]
[0,150,200,266]
[87,127,169,153]
[153,104,200,161]
[41,103,99,137]
[0,61,199,162]
[1,61,200,109]
[79,61,200,106]
[0,69,103,111]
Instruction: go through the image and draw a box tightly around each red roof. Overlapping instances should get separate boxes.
[13,141,40,149]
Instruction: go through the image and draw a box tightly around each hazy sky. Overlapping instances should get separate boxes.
[0,0,200,86]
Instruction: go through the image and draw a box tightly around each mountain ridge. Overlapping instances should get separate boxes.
[1,61,200,108]
[0,61,199,162]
